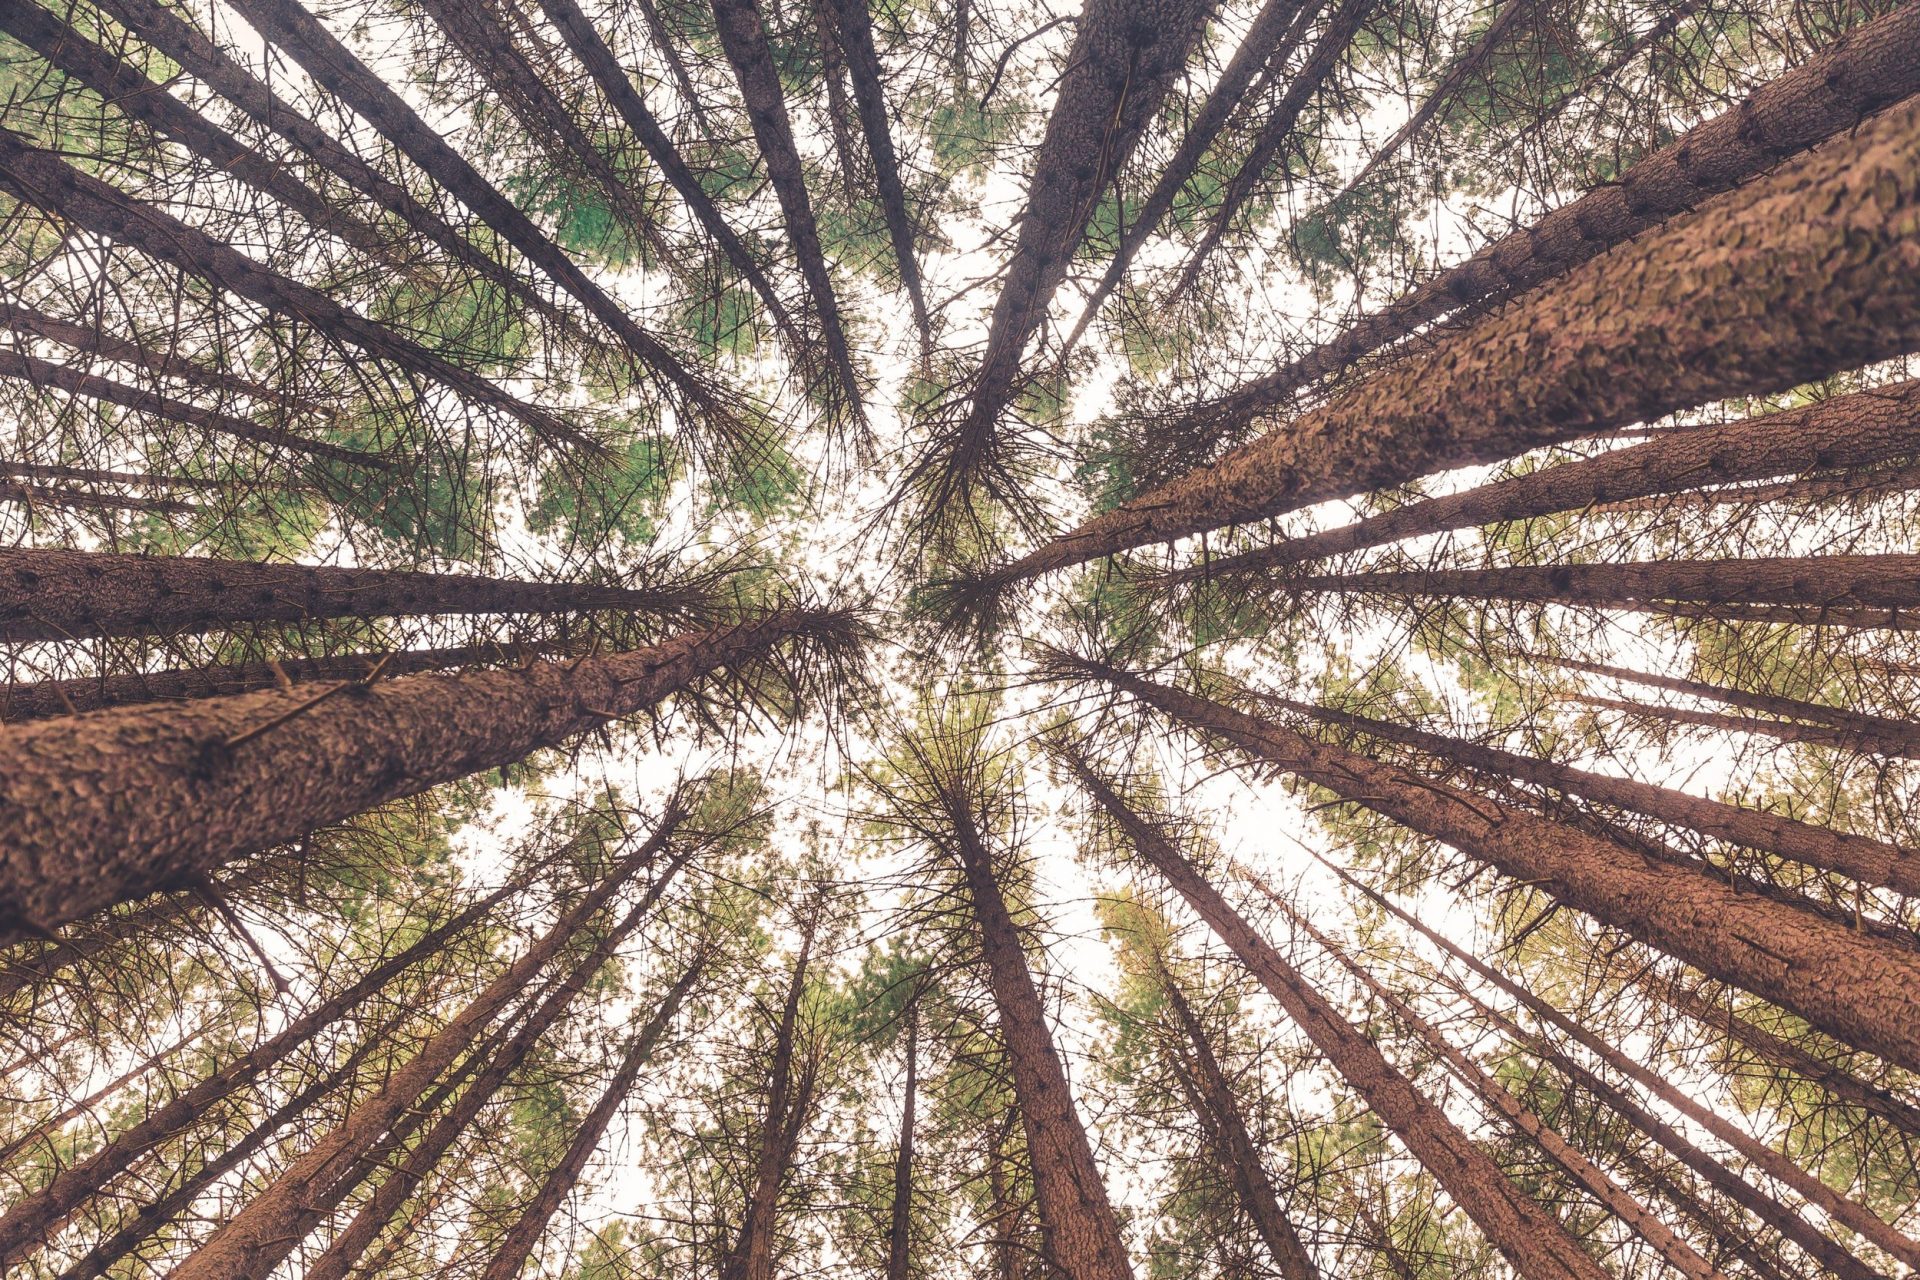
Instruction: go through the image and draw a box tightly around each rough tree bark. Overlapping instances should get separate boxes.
[0,548,687,643]
[944,805,1135,1280]
[1158,972,1319,1279]
[1157,379,1920,584]
[1175,2,1920,433]
[1280,697,1920,896]
[1320,858,1917,1272]
[1059,745,1611,1280]
[0,642,566,723]
[971,90,1920,600]
[0,610,838,932]
[169,818,681,1280]
[707,0,865,420]
[0,129,590,452]
[218,0,725,420]
[474,949,706,1280]
[0,880,516,1269]
[1050,658,1920,1073]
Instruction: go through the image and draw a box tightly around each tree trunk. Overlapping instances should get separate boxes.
[1161,379,1920,583]
[0,641,564,723]
[531,0,806,351]
[1288,555,1920,634]
[1608,1145,1813,1280]
[0,547,683,643]
[721,927,820,1280]
[1272,891,1727,1280]
[950,0,1214,445]
[1533,654,1920,761]
[0,129,590,453]
[945,808,1135,1280]
[1174,2,1920,440]
[1319,856,1918,1271]
[1572,693,1920,760]
[0,879,514,1269]
[0,1,392,258]
[307,852,693,1280]
[169,818,679,1280]
[1051,658,1920,1073]
[1170,0,1377,298]
[1062,0,1325,351]
[53,1003,410,1280]
[1,301,331,416]
[1655,979,1920,1144]
[475,948,705,1280]
[707,0,865,421]
[1159,975,1319,1279]
[0,609,835,932]
[0,458,228,490]
[1282,698,1920,896]
[0,482,196,516]
[0,347,386,470]
[977,90,1920,597]
[91,0,586,345]
[885,1002,918,1280]
[219,0,724,422]
[820,0,931,345]
[1059,746,1611,1280]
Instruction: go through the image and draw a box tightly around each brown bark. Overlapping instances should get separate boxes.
[1062,0,1324,351]
[820,0,930,345]
[0,547,683,643]
[170,817,679,1280]
[0,481,195,516]
[1159,379,1920,584]
[1591,460,1920,514]
[475,948,705,1280]
[1534,655,1920,762]
[0,1,391,258]
[309,852,694,1280]
[0,129,590,453]
[885,1003,918,1280]
[1318,857,1916,1272]
[951,0,1215,443]
[721,927,821,1280]
[1176,2,1920,439]
[54,1004,410,1280]
[1655,979,1920,1144]
[943,805,1134,1280]
[1287,555,1920,634]
[531,0,805,350]
[708,0,865,419]
[1051,658,1920,1073]
[90,0,583,343]
[1265,889,1726,1280]
[1158,975,1319,1279]
[1059,746,1610,1280]
[1572,694,1920,761]
[1170,0,1376,298]
[1282,698,1920,896]
[0,641,565,724]
[219,0,724,420]
[0,458,227,490]
[0,609,837,933]
[979,90,1920,596]
[1,301,330,416]
[0,879,512,1269]
[0,347,386,470]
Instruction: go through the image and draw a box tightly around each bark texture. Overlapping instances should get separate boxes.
[985,90,1920,592]
[1055,658,1920,1073]
[0,548,675,643]
[1184,2,1920,429]
[947,809,1135,1280]
[0,610,833,932]
[1161,378,1920,583]
[1061,747,1611,1280]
